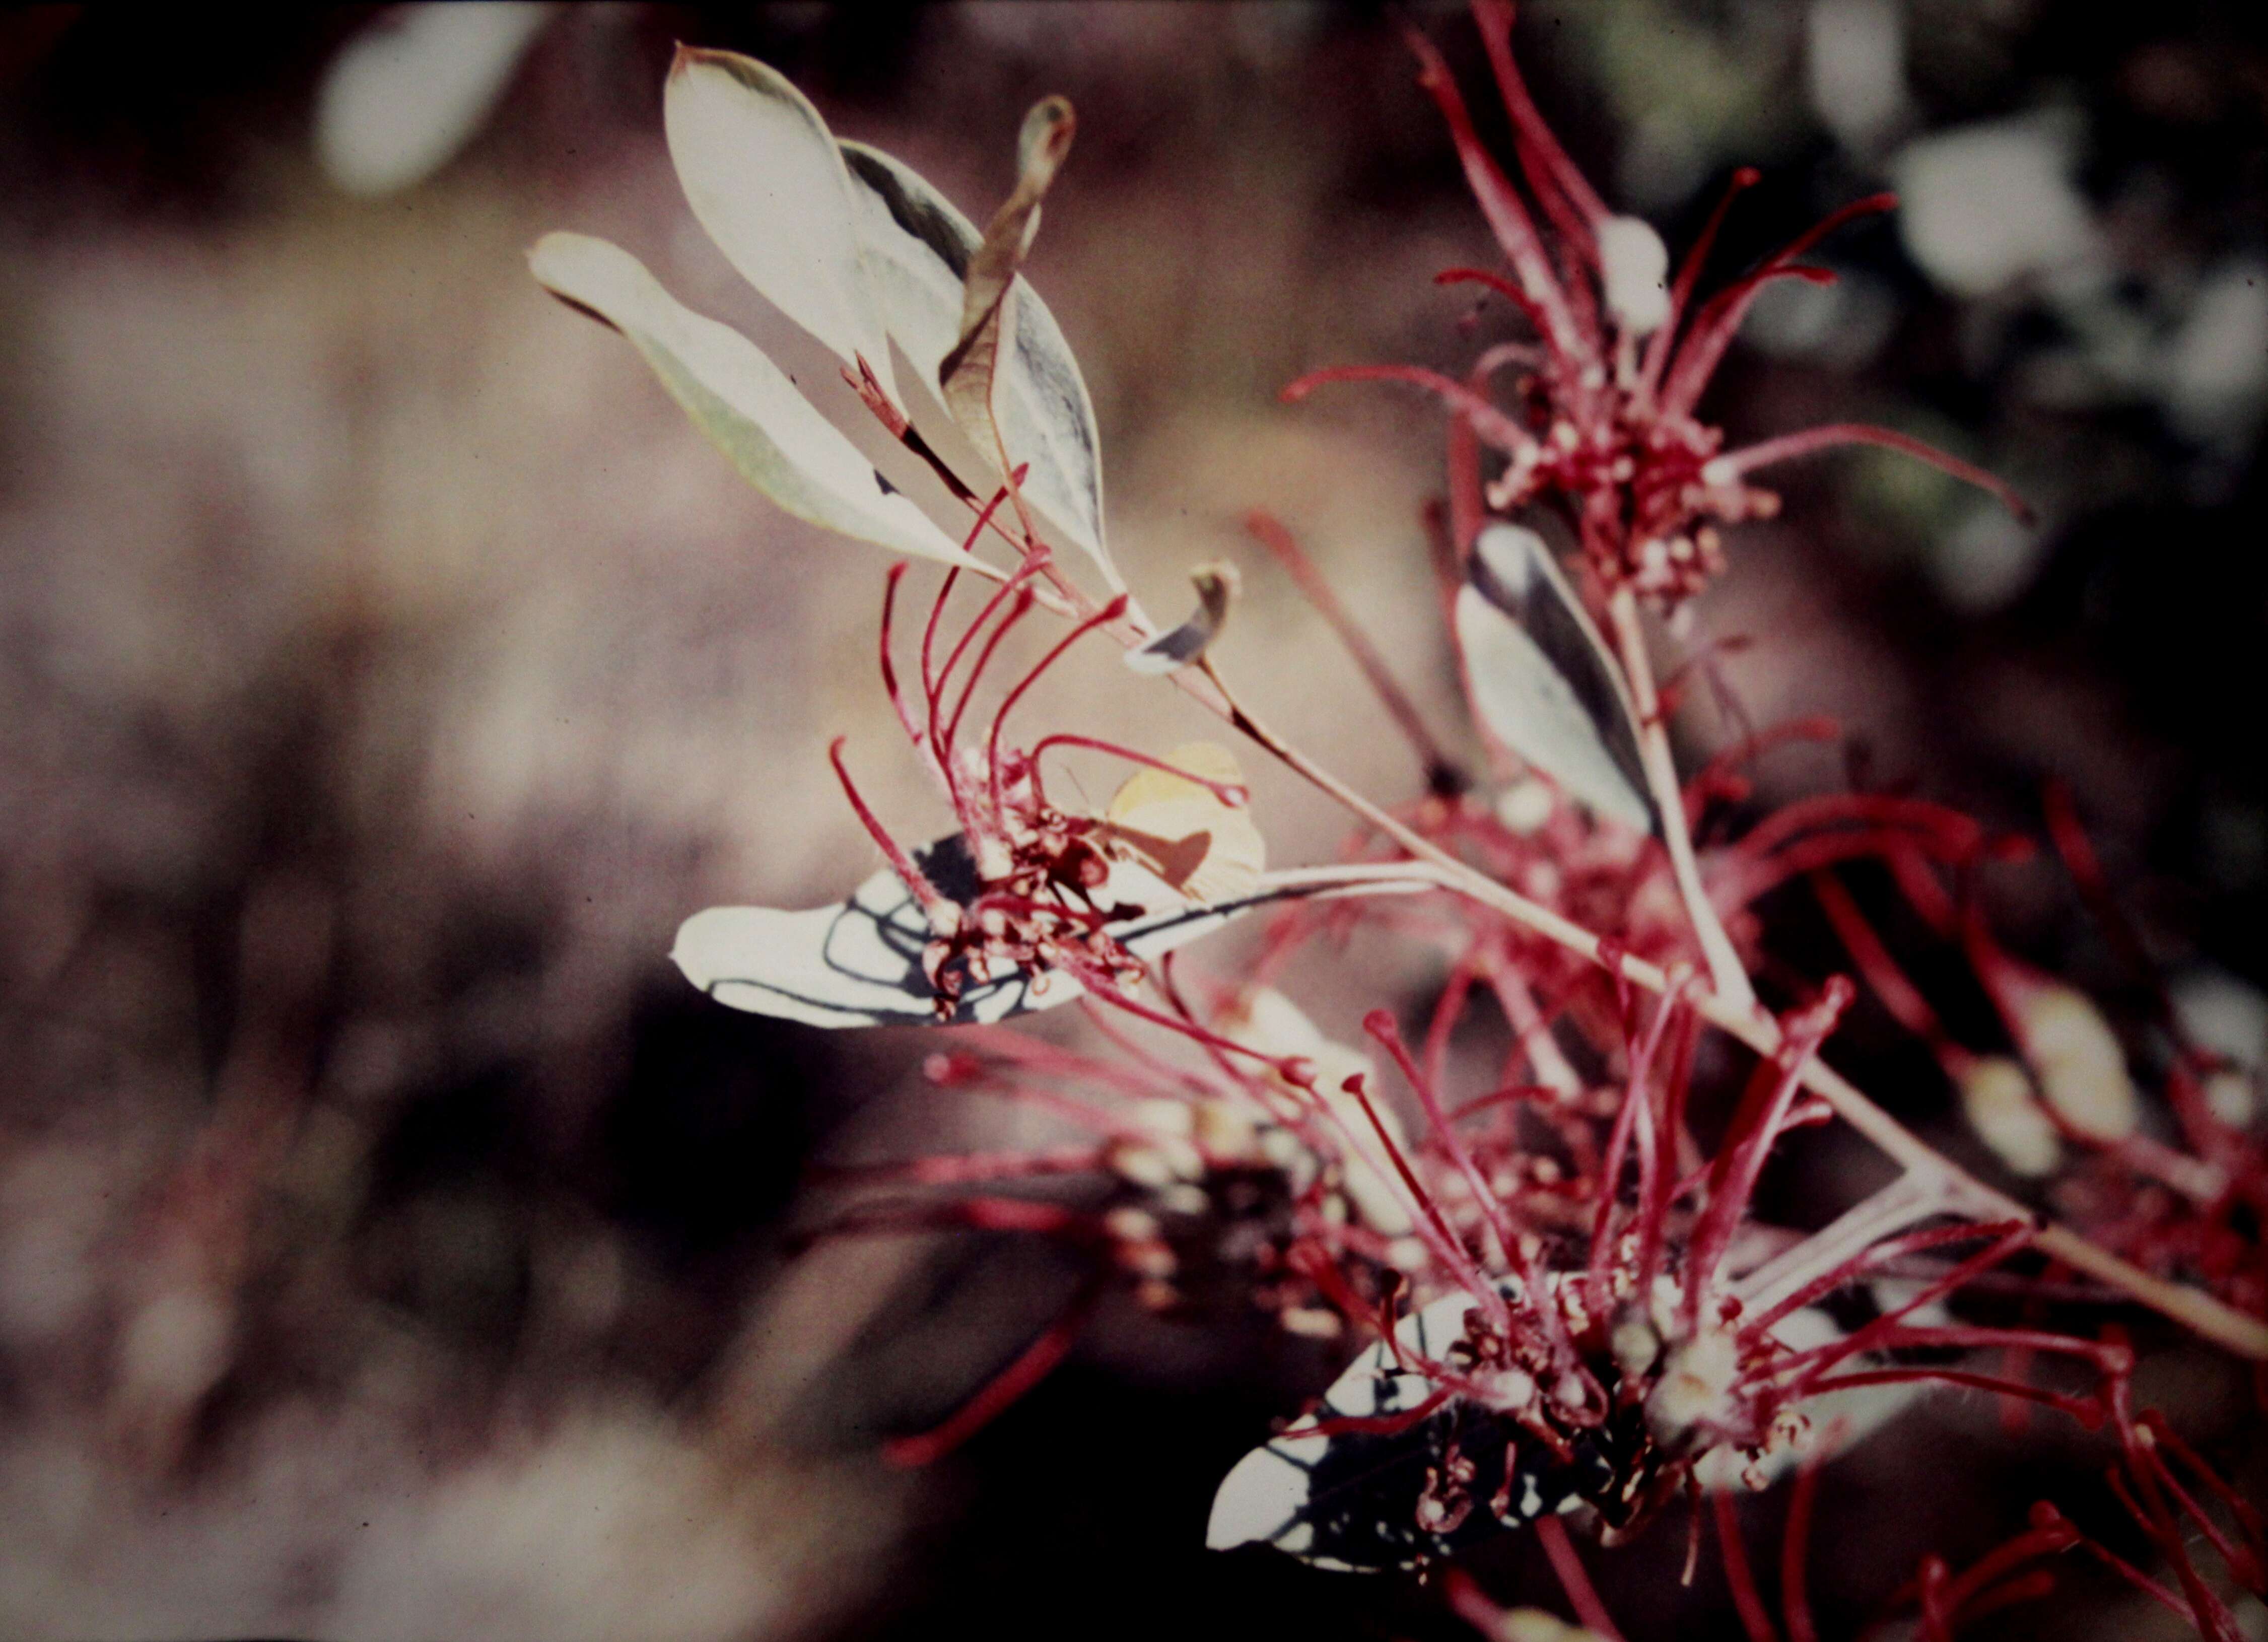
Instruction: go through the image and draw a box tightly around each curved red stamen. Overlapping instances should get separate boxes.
[1713,422,2036,524]
[1686,715,1841,826]
[1808,869,1948,1046]
[1639,165,1762,398]
[883,1279,1104,1467]
[1739,790,1985,864]
[828,736,948,918]
[1684,981,1853,1322]
[1336,1064,1499,1307]
[1588,979,1687,1307]
[1368,1009,1532,1303]
[1663,194,1898,414]
[1435,265,1557,341]
[1246,509,1456,784]
[1282,363,1536,453]
[1783,1443,1829,1642]
[1025,733,1248,812]
[1473,1,1608,230]
[943,586,1038,755]
[985,594,1129,820]
[1535,1515,1626,1641]
[1740,1219,2023,1345]
[920,476,1026,711]
[1711,1492,1780,1642]
[1403,21,1586,361]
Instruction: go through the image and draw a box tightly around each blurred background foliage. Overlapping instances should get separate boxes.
[0,3,2261,1638]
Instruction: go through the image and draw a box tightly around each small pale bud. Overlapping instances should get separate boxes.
[1494,777,1557,835]
[1157,1182,1209,1217]
[1135,1279,1179,1312]
[1646,1327,1741,1448]
[1107,1141,1176,1190]
[1129,1098,1195,1139]
[1192,1098,1259,1159]
[2019,983,2140,1142]
[1108,1134,1204,1190]
[1481,1367,1537,1411]
[1599,214,1672,334]
[1498,1608,1610,1642]
[1103,1206,1160,1244]
[2204,1069,2257,1128]
[1958,1055,2060,1177]
[1115,1240,1178,1280]
[1279,1306,1343,1340]
[1611,1317,1662,1378]
[1386,1236,1431,1272]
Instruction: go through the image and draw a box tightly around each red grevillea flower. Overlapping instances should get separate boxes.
[534,26,2266,1627]
[1285,0,2033,604]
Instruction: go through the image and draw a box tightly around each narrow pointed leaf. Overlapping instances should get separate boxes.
[530,231,976,566]
[1456,524,1654,832]
[672,835,1409,1029]
[663,46,895,394]
[838,135,1113,579]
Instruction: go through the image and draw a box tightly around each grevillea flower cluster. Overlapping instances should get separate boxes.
[534,7,2266,1637]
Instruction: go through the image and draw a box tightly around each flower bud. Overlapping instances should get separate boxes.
[1957,1054,2060,1177]
[2015,982,2139,1142]
[1494,1610,1611,1642]
[1599,214,1672,335]
[1646,1326,1741,1450]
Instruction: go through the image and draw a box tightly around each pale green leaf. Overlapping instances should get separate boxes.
[529,231,977,566]
[663,46,896,396]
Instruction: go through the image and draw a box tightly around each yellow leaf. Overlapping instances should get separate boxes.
[1104,743,1264,904]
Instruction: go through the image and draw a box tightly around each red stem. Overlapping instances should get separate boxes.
[1713,1490,1783,1642]
[1535,1514,1627,1640]
[882,1280,1104,1467]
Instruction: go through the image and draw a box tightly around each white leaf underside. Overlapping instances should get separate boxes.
[1458,524,1654,834]
[838,141,1112,579]
[1209,1278,1925,1570]
[1197,1288,1551,1569]
[528,232,977,567]
[663,47,898,397]
[673,836,1416,1030]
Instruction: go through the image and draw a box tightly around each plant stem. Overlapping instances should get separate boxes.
[1194,658,2268,1361]
[1607,584,1757,1011]
[959,550,2268,1360]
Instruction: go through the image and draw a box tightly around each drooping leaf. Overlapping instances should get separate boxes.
[529,231,977,566]
[1126,562,1238,675]
[1207,1286,1615,1571]
[839,139,1113,578]
[941,98,1076,455]
[662,46,897,395]
[1455,523,1654,832]
[672,834,1409,1030]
